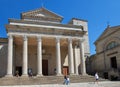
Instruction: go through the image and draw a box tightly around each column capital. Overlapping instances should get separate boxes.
[8,35,13,39]
[68,38,72,42]
[37,36,42,42]
[74,44,78,48]
[56,37,60,43]
[23,35,28,41]
[73,41,79,48]
[79,38,85,43]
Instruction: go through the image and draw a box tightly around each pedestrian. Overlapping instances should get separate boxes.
[54,68,57,75]
[63,75,67,84]
[95,72,99,84]
[66,76,70,85]
[15,70,19,77]
[28,68,33,77]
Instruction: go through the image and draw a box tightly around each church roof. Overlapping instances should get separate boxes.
[94,25,120,45]
[6,7,85,36]
[21,7,63,22]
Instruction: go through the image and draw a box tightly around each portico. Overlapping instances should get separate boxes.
[4,7,90,77]
[6,33,86,76]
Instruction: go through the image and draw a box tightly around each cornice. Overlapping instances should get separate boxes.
[8,19,83,30]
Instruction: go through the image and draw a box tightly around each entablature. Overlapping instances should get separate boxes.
[6,24,86,37]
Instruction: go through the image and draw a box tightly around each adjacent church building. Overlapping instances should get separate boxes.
[87,26,120,79]
[0,8,90,77]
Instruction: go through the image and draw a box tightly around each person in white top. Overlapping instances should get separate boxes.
[95,72,99,84]
[66,76,70,85]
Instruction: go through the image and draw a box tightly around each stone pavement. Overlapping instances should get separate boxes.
[0,81,120,87]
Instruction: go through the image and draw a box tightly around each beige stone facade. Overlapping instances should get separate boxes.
[0,8,90,77]
[87,26,120,79]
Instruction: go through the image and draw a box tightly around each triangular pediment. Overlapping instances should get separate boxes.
[95,26,120,43]
[21,7,63,22]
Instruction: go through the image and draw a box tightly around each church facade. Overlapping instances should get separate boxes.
[87,26,120,79]
[0,8,90,77]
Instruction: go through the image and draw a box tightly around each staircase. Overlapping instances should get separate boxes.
[0,75,106,86]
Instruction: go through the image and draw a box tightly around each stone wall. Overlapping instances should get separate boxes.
[88,28,120,78]
[0,44,8,77]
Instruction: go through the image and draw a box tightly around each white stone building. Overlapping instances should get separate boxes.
[87,26,120,79]
[0,7,90,77]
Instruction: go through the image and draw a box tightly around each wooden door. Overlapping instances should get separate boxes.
[63,66,69,75]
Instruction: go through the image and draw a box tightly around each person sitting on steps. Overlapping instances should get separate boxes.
[15,70,19,77]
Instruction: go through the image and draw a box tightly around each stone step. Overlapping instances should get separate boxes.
[0,75,107,86]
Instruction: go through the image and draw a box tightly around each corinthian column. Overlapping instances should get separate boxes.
[22,36,28,76]
[79,39,86,75]
[6,35,13,77]
[37,36,43,76]
[68,38,74,75]
[56,37,62,76]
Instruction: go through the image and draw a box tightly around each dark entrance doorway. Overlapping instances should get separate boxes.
[104,72,108,79]
[110,57,117,69]
[42,60,48,75]
[63,66,69,75]
[15,66,22,76]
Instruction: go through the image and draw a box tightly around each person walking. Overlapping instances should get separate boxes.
[95,72,99,84]
[66,76,70,85]
[63,75,67,84]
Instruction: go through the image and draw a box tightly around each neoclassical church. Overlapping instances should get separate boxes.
[87,26,120,79]
[0,7,90,77]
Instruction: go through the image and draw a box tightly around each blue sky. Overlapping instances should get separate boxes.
[0,0,120,55]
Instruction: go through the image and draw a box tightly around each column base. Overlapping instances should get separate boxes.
[56,73,63,76]
[81,73,87,76]
[22,74,28,77]
[5,74,13,78]
[37,74,43,77]
[69,73,76,76]
[75,73,79,75]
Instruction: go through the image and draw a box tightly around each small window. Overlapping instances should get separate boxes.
[106,41,118,50]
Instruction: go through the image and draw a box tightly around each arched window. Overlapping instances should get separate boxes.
[106,41,119,50]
